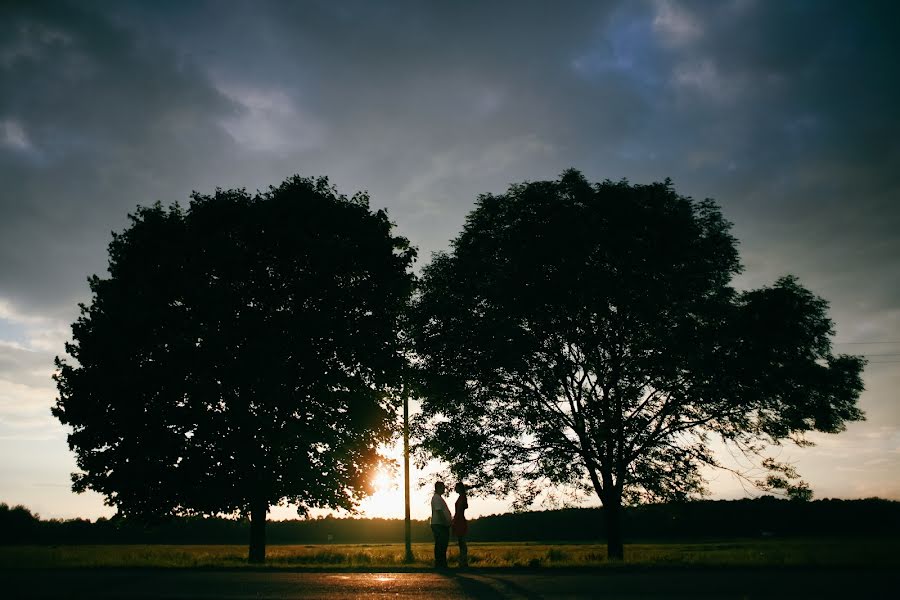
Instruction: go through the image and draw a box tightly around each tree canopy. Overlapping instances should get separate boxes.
[411,169,865,559]
[53,175,416,562]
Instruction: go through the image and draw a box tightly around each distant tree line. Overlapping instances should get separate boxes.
[3,498,898,545]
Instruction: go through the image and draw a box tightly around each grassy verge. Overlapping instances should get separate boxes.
[1,538,896,569]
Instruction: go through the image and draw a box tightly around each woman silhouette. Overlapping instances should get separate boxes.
[452,482,469,568]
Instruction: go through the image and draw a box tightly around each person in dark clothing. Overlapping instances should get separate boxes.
[453,481,469,568]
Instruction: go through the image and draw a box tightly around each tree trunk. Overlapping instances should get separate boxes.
[603,496,624,561]
[248,498,267,564]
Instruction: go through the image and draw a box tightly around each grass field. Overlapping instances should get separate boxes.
[1,538,896,570]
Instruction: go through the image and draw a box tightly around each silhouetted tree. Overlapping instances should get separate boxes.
[0,503,39,544]
[53,175,416,562]
[412,170,865,560]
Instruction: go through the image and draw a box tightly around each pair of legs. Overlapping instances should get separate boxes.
[431,525,450,568]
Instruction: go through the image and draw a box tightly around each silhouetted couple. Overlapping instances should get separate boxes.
[430,480,468,569]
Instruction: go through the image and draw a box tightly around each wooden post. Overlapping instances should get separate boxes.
[403,391,413,563]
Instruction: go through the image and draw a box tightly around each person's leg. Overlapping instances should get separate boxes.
[431,525,441,567]
[458,536,468,567]
[437,526,450,567]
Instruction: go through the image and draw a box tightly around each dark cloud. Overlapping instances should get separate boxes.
[103,0,652,253]
[653,0,900,322]
[0,0,240,315]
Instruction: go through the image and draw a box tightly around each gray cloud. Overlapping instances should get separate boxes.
[0,0,242,315]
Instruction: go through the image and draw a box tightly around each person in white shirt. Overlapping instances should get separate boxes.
[430,481,452,568]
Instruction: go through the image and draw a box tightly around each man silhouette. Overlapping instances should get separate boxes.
[430,481,452,569]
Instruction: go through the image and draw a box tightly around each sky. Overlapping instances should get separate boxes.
[1,0,898,522]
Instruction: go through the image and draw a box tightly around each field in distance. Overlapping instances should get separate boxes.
[2,538,897,570]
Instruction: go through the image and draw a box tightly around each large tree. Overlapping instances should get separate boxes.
[53,176,416,562]
[412,170,865,560]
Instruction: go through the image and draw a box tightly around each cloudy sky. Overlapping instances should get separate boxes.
[1,0,898,521]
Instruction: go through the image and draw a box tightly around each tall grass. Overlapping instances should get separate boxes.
[1,539,895,569]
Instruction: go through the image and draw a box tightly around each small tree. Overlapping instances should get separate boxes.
[53,176,416,562]
[412,170,865,560]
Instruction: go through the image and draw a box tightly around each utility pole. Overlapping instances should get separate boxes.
[403,390,413,563]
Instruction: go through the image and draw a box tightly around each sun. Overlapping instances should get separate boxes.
[360,467,403,518]
[372,468,393,494]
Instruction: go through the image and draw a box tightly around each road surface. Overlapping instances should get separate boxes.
[5,567,896,599]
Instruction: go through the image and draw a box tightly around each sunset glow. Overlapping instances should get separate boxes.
[358,468,404,519]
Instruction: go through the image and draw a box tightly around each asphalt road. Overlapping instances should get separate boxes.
[5,567,897,599]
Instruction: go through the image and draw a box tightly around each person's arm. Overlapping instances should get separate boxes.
[443,499,452,524]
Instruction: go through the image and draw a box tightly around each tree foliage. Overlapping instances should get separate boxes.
[411,170,865,558]
[53,175,416,561]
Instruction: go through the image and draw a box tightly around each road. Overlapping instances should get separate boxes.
[5,567,896,599]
